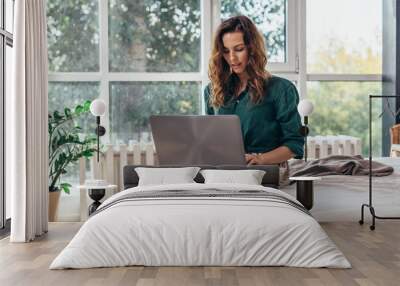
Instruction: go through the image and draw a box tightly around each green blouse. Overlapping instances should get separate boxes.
[203,76,304,159]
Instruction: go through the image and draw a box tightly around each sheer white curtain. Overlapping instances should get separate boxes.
[8,0,49,242]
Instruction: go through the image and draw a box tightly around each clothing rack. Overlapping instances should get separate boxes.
[359,95,400,230]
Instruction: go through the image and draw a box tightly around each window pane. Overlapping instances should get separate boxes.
[48,82,100,131]
[110,82,201,143]
[47,0,99,72]
[109,0,201,72]
[220,0,286,63]
[5,45,12,219]
[307,82,382,157]
[0,40,3,227]
[307,0,382,74]
[6,0,14,33]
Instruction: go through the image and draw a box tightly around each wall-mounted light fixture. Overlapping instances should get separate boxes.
[90,99,106,162]
[297,99,314,162]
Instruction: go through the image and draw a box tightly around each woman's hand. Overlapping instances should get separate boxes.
[245,153,263,165]
[245,146,295,165]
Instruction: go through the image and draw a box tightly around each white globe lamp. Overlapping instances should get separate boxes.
[90,99,107,162]
[297,99,314,162]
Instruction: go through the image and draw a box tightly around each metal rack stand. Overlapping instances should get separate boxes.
[359,95,400,230]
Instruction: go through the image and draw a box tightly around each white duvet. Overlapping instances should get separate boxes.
[50,183,351,269]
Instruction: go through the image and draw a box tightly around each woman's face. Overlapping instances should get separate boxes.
[222,31,249,76]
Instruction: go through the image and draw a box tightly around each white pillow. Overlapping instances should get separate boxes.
[200,169,266,185]
[135,167,200,186]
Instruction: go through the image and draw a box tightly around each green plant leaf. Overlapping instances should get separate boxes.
[64,107,72,118]
[53,110,63,120]
[60,183,72,194]
[82,150,93,157]
[83,100,91,111]
[74,105,84,114]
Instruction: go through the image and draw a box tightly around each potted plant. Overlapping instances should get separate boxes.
[48,100,97,221]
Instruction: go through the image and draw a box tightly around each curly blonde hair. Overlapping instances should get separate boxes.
[208,16,271,108]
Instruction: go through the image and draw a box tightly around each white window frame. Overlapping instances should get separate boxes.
[300,0,383,157]
[270,0,298,72]
[302,0,382,92]
[1,0,14,229]
[48,0,382,143]
[49,0,209,143]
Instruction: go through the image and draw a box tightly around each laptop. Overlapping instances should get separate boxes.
[150,115,246,165]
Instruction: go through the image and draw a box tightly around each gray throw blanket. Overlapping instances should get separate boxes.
[289,155,394,177]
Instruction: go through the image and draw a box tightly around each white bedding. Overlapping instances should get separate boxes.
[50,183,351,269]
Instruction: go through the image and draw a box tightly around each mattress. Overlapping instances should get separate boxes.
[50,183,350,269]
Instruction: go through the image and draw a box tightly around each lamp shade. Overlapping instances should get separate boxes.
[297,99,314,117]
[90,99,106,116]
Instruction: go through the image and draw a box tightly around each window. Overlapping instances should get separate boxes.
[47,1,99,72]
[5,0,13,33]
[48,0,204,147]
[48,0,298,144]
[109,0,201,72]
[306,0,382,156]
[307,81,382,156]
[48,82,100,130]
[47,0,383,151]
[307,0,381,74]
[1,0,14,231]
[110,81,201,143]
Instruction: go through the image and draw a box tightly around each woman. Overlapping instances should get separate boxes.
[204,15,304,166]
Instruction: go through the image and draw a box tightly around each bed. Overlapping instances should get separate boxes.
[50,165,350,269]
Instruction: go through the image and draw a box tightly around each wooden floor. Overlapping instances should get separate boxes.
[1,222,400,286]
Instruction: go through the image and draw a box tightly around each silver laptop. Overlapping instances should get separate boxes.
[150,115,246,165]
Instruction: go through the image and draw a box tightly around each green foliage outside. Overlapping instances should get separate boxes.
[307,39,383,156]
[110,82,200,143]
[47,0,285,72]
[48,82,100,131]
[47,0,99,72]
[109,0,201,72]
[308,38,381,74]
[308,82,382,156]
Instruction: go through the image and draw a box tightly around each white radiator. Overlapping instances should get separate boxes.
[78,143,156,221]
[307,135,362,159]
